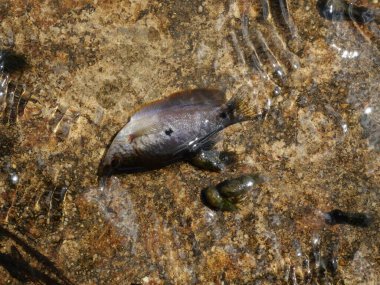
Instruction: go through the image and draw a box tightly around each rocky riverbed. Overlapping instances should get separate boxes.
[0,1,379,284]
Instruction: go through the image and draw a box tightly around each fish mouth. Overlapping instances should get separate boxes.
[97,155,148,177]
[97,156,120,177]
[97,161,111,178]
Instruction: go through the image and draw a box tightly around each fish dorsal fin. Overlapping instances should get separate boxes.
[165,89,226,107]
[131,89,226,121]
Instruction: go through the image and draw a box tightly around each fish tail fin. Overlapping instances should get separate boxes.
[226,87,261,122]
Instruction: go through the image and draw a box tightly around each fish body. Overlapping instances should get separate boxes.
[100,89,255,175]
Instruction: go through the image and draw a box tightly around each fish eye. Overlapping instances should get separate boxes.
[165,128,173,136]
[111,158,120,168]
[219,112,227,119]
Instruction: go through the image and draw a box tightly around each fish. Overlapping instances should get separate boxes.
[99,88,257,176]
[324,209,372,228]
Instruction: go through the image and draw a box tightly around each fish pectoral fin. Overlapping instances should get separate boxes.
[173,126,224,156]
[198,133,221,151]
[128,124,161,141]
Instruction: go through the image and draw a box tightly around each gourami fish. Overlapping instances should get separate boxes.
[99,88,257,177]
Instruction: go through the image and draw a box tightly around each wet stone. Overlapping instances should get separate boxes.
[8,172,19,185]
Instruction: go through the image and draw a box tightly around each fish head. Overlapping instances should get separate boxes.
[98,131,136,176]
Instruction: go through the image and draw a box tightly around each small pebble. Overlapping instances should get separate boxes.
[273,86,282,96]
[9,173,19,185]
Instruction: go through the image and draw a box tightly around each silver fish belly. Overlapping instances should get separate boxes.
[99,88,254,175]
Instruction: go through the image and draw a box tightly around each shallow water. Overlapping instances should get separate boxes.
[0,0,379,284]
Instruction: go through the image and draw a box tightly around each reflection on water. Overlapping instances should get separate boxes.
[86,177,139,254]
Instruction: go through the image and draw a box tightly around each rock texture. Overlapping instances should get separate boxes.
[0,0,379,284]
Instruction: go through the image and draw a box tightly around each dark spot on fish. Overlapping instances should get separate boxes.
[325,209,372,227]
[165,128,173,136]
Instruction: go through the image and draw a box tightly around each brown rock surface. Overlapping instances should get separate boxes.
[0,0,379,284]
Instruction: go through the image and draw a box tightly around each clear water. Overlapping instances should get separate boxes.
[0,1,379,284]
